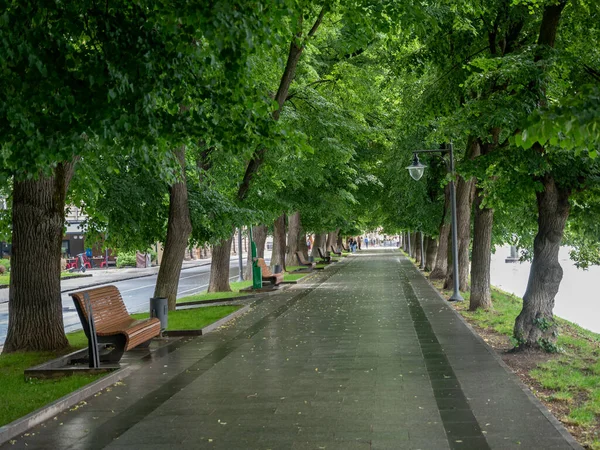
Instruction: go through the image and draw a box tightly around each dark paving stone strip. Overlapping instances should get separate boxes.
[83,264,347,449]
[401,270,491,450]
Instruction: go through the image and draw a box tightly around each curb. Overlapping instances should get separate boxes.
[0,366,132,446]
[409,258,584,450]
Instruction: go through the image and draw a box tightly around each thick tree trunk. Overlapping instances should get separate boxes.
[312,233,327,258]
[208,234,234,292]
[469,185,494,311]
[271,214,286,271]
[410,232,417,259]
[326,229,339,253]
[444,139,480,291]
[415,232,422,266]
[3,164,76,353]
[513,2,567,348]
[431,184,451,280]
[286,212,301,267]
[297,215,309,259]
[403,232,409,252]
[514,175,570,348]
[425,237,438,272]
[245,225,267,280]
[153,148,193,310]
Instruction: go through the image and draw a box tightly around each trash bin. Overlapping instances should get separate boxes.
[273,264,283,274]
[150,297,168,332]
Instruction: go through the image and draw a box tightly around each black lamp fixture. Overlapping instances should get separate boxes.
[406,153,427,181]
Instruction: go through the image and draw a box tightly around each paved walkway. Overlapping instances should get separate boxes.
[4,251,580,449]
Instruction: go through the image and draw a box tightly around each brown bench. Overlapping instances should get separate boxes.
[341,243,349,252]
[70,285,161,363]
[317,247,332,263]
[295,251,316,270]
[329,245,342,257]
[257,258,284,285]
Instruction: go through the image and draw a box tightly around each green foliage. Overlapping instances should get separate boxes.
[0,258,9,272]
[115,251,136,268]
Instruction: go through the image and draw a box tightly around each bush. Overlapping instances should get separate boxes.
[116,251,136,268]
[0,258,10,273]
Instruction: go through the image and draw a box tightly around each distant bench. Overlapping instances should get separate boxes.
[70,285,161,363]
[295,251,316,270]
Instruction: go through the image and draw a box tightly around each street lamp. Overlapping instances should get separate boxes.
[406,143,463,302]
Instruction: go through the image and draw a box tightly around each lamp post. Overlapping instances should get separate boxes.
[406,143,463,302]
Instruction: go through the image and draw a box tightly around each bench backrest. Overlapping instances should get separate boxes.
[330,245,339,254]
[318,247,329,258]
[296,251,310,265]
[257,258,274,277]
[70,286,132,331]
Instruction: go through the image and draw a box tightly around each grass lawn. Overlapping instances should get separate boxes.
[132,305,240,330]
[0,274,8,285]
[431,277,600,449]
[177,281,252,304]
[283,273,308,282]
[286,264,327,271]
[0,331,99,428]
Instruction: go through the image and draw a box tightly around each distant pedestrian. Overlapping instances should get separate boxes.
[364,237,369,249]
[357,236,362,250]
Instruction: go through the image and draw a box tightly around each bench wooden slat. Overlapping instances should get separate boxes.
[69,285,160,361]
[257,258,284,285]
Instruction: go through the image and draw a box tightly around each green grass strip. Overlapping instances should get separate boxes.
[177,281,252,304]
[446,285,600,448]
[0,333,99,427]
[283,273,307,282]
[132,305,240,330]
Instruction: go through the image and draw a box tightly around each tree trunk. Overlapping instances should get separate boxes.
[425,237,438,272]
[431,184,451,280]
[237,8,327,202]
[336,234,343,250]
[444,138,480,291]
[326,229,339,253]
[286,211,301,267]
[153,147,193,311]
[208,234,234,293]
[469,185,494,311]
[4,163,76,353]
[312,233,327,258]
[245,225,267,280]
[297,215,309,259]
[513,2,567,348]
[514,175,570,348]
[271,214,286,271]
[410,232,417,259]
[415,232,422,266]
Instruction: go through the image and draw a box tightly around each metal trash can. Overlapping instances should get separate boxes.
[273,264,283,274]
[150,297,168,332]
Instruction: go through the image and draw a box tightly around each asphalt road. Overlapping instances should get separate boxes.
[0,262,244,346]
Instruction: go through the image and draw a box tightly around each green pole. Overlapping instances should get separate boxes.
[249,225,262,289]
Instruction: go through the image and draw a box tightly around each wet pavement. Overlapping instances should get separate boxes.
[3,250,580,449]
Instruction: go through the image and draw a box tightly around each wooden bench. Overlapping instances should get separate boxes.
[70,285,161,363]
[341,243,349,252]
[317,247,332,263]
[329,245,342,257]
[295,251,316,270]
[256,258,284,285]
